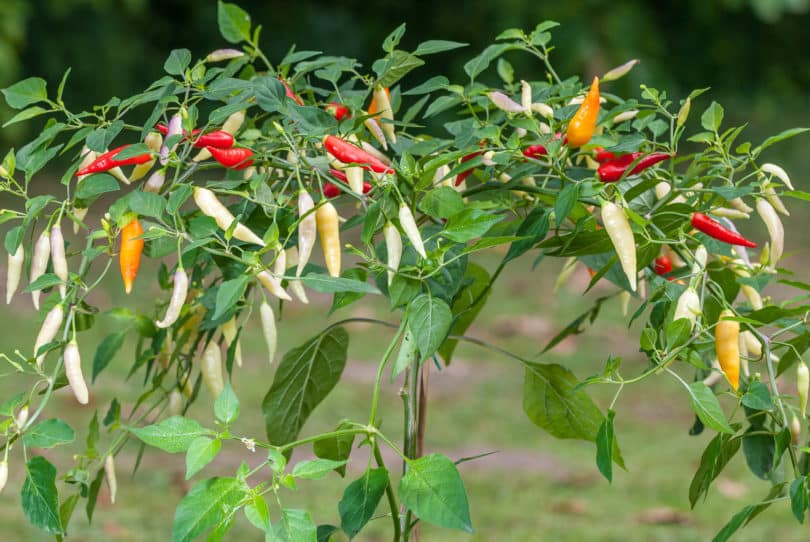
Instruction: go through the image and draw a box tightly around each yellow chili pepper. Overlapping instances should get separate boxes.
[715,309,740,391]
[566,76,600,147]
[316,201,341,277]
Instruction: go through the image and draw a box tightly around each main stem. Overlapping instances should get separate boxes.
[401,353,422,541]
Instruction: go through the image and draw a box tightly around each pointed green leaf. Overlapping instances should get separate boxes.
[22,456,62,535]
[23,419,75,449]
[339,467,389,539]
[398,454,472,532]
[131,416,213,454]
[171,477,245,542]
[407,294,452,360]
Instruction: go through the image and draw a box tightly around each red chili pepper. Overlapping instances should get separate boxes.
[326,102,351,121]
[155,124,234,149]
[597,152,671,183]
[75,145,152,176]
[330,168,348,182]
[522,145,547,159]
[156,123,201,136]
[206,147,254,170]
[323,135,394,174]
[653,255,673,276]
[323,177,372,198]
[322,182,341,198]
[594,148,616,163]
[456,151,482,186]
[690,212,757,248]
[280,78,303,105]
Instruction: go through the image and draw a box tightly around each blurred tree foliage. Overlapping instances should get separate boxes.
[1,0,809,160]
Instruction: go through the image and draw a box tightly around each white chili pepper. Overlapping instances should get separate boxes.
[488,91,524,113]
[364,118,388,150]
[673,287,701,330]
[761,163,794,190]
[601,201,636,292]
[602,59,639,82]
[728,197,754,214]
[30,230,51,310]
[50,224,68,298]
[398,203,426,259]
[34,304,64,368]
[520,80,532,114]
[373,86,396,144]
[756,198,784,266]
[192,187,265,246]
[167,389,184,417]
[0,461,7,494]
[296,190,317,278]
[346,167,364,194]
[257,270,292,302]
[612,110,639,123]
[6,243,23,304]
[64,339,89,405]
[143,169,166,194]
[762,181,790,216]
[14,404,28,430]
[221,317,243,368]
[286,247,309,304]
[73,147,97,233]
[797,362,809,419]
[206,48,245,62]
[711,207,750,220]
[383,222,402,286]
[359,141,392,166]
[129,132,163,182]
[260,301,277,365]
[201,340,224,398]
[160,113,182,166]
[741,331,762,359]
[104,454,117,504]
[156,269,188,328]
[531,102,554,119]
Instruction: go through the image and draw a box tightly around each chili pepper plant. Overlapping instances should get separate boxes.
[1,3,809,541]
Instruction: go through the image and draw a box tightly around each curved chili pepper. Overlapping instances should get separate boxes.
[120,217,144,294]
[323,180,371,198]
[715,310,740,391]
[279,78,303,105]
[323,135,394,174]
[522,145,547,159]
[566,76,600,147]
[690,212,757,248]
[597,152,671,182]
[156,123,200,136]
[207,146,254,170]
[594,148,616,163]
[456,151,482,186]
[326,102,351,121]
[330,168,348,182]
[76,145,152,176]
[156,124,234,149]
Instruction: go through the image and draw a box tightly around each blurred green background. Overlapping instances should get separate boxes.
[2,1,810,541]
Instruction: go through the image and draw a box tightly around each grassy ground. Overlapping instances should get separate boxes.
[0,252,807,542]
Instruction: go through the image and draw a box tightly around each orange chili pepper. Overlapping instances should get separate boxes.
[120,217,144,294]
[566,76,600,147]
[368,87,391,115]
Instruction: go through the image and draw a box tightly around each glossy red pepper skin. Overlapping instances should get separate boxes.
[522,145,547,159]
[597,152,671,182]
[206,147,254,170]
[156,123,199,136]
[691,212,757,248]
[654,255,673,276]
[280,78,304,105]
[76,145,151,176]
[329,168,348,182]
[594,148,616,163]
[455,151,482,186]
[323,176,372,198]
[155,124,234,149]
[326,102,351,121]
[323,135,394,174]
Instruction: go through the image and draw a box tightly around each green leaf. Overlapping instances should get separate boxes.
[22,456,63,534]
[523,362,604,441]
[24,273,63,293]
[164,49,192,76]
[185,437,222,479]
[213,276,249,320]
[701,101,724,131]
[554,183,579,225]
[687,382,734,434]
[790,476,808,523]
[398,454,472,532]
[214,382,240,425]
[92,331,126,382]
[313,420,355,477]
[292,459,348,480]
[464,43,515,80]
[23,419,75,449]
[171,477,245,542]
[419,187,464,219]
[339,467,389,539]
[442,209,503,242]
[413,40,468,56]
[741,381,774,411]
[711,505,756,542]
[438,263,490,364]
[129,191,166,219]
[131,416,213,453]
[504,207,549,263]
[272,509,318,542]
[2,77,48,109]
[755,127,810,156]
[3,105,49,127]
[391,328,419,382]
[402,75,449,96]
[329,268,370,314]
[407,293,453,360]
[689,432,740,508]
[75,173,119,199]
[217,1,251,44]
[301,273,381,295]
[742,428,774,479]
[595,410,616,483]
[263,327,349,445]
[376,50,425,88]
[244,494,270,531]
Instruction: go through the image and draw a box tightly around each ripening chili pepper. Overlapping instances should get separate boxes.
[260,301,277,365]
[143,169,166,194]
[790,415,802,445]
[741,331,761,359]
[368,86,391,115]
[119,217,144,294]
[30,231,50,310]
[762,182,790,216]
[323,135,394,174]
[156,269,188,328]
[601,201,637,292]
[15,404,28,430]
[201,341,224,398]
[384,222,402,286]
[222,317,243,368]
[207,146,254,170]
[6,244,23,305]
[193,187,265,246]
[279,78,304,105]
[296,190,317,279]
[690,212,757,248]
[50,224,68,298]
[129,132,163,182]
[654,255,673,276]
[104,455,117,504]
[346,167,364,194]
[715,309,741,391]
[330,168,348,183]
[597,152,671,183]
[160,114,183,166]
[594,148,616,163]
[206,48,244,62]
[798,362,809,419]
[398,203,427,259]
[761,163,794,190]
[326,102,350,121]
[192,130,234,149]
[456,151,482,186]
[371,86,396,143]
[167,389,184,417]
[34,304,64,368]
[0,461,7,494]
[566,76,600,147]
[64,339,89,405]
[322,182,341,198]
[155,123,200,137]
[258,270,292,302]
[522,145,547,159]
[74,147,97,231]
[75,145,152,176]
[316,201,341,278]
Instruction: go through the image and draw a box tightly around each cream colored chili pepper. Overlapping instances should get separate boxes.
[762,181,790,216]
[193,187,265,246]
[50,224,68,298]
[761,163,794,190]
[156,269,188,328]
[64,339,89,405]
[129,132,163,182]
[316,201,341,278]
[673,287,701,330]
[143,169,166,194]
[373,86,396,143]
[104,454,117,504]
[296,190,316,279]
[0,461,7,494]
[221,317,243,368]
[520,80,532,114]
[34,304,64,368]
[260,301,277,365]
[798,362,809,419]
[6,243,23,304]
[383,222,402,286]
[715,309,740,391]
[30,231,51,310]
[167,389,184,417]
[601,201,636,292]
[201,341,224,398]
[756,198,783,266]
[398,203,426,259]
